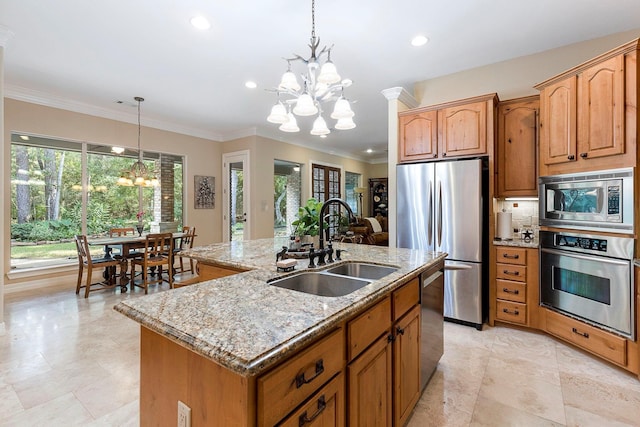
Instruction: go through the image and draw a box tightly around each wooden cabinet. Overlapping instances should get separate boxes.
[545,308,627,366]
[399,110,438,162]
[496,96,539,197]
[279,373,345,427]
[536,40,638,175]
[494,246,539,328]
[398,93,497,163]
[369,178,388,218]
[347,277,424,426]
[438,99,488,158]
[195,262,246,281]
[258,329,345,427]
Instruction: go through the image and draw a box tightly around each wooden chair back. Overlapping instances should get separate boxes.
[75,234,92,267]
[179,227,196,251]
[144,233,173,258]
[109,227,136,237]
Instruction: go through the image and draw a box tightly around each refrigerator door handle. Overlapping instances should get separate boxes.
[444,263,473,271]
[437,180,443,248]
[427,181,433,247]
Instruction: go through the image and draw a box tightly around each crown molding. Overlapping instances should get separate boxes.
[381,87,419,108]
[4,84,224,141]
[220,126,258,142]
[0,25,15,47]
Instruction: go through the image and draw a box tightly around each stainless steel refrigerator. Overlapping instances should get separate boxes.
[397,158,487,329]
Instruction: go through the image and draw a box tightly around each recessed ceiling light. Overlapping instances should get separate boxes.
[366,148,373,153]
[411,35,429,47]
[190,16,211,30]
[320,135,327,139]
[245,81,257,89]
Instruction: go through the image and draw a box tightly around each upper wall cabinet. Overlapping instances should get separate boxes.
[398,93,497,163]
[535,39,638,176]
[496,96,539,198]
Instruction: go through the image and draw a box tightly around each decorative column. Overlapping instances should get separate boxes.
[381,87,418,248]
[0,25,15,335]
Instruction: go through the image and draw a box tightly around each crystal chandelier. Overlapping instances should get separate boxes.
[267,0,355,135]
[117,97,159,187]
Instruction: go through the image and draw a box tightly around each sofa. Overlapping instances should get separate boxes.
[353,215,389,246]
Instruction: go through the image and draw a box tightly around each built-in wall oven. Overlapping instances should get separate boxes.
[540,230,635,339]
[539,168,634,233]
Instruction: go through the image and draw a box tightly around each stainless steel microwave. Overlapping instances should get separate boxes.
[539,168,634,233]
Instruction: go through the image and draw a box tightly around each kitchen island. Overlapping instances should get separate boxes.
[114,238,446,426]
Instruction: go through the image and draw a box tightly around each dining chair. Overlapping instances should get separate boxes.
[131,232,174,294]
[173,227,196,274]
[74,235,127,298]
[108,227,143,260]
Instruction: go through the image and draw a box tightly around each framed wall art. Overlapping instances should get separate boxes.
[194,175,215,209]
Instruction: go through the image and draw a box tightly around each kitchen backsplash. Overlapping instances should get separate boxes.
[495,199,539,240]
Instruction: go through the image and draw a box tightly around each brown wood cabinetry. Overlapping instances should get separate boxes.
[279,373,345,427]
[493,246,539,328]
[398,93,497,163]
[399,110,438,162]
[536,39,638,175]
[496,96,539,197]
[393,305,421,426]
[196,262,247,281]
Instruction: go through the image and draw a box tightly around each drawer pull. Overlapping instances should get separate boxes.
[502,288,520,295]
[502,253,520,259]
[396,326,405,336]
[503,270,520,276]
[572,327,590,339]
[502,308,519,316]
[298,395,326,426]
[295,360,324,388]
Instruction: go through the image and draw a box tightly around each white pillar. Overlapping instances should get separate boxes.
[381,87,418,248]
[0,25,15,335]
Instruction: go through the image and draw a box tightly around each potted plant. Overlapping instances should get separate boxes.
[291,198,324,246]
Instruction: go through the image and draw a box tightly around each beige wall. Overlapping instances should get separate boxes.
[3,99,223,285]
[413,29,640,105]
[222,135,382,239]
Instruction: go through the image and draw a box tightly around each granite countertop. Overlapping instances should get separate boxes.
[493,238,539,249]
[114,238,446,377]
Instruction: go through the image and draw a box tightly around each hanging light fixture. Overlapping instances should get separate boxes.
[117,97,159,187]
[267,0,355,136]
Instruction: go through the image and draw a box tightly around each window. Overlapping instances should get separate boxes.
[274,160,302,237]
[311,163,343,239]
[10,134,184,270]
[345,172,361,216]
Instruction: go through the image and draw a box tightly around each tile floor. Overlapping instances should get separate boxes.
[1,282,640,426]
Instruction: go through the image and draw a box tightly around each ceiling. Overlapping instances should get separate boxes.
[2,1,640,163]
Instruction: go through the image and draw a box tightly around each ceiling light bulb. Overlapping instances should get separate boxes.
[279,71,301,92]
[310,115,330,136]
[366,149,373,153]
[267,102,288,124]
[279,113,300,133]
[190,16,211,30]
[411,35,429,47]
[293,93,318,116]
[318,61,341,84]
[245,81,257,89]
[335,116,356,130]
[331,97,354,119]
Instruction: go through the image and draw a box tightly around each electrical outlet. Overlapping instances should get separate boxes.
[177,401,191,427]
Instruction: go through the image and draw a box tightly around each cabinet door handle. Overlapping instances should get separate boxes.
[503,270,520,276]
[298,395,327,426]
[396,326,405,335]
[503,308,519,315]
[295,360,324,388]
[387,333,396,343]
[502,253,519,259]
[502,288,520,295]
[567,154,575,160]
[572,327,590,339]
[442,153,447,157]
[433,153,437,158]
[580,152,588,158]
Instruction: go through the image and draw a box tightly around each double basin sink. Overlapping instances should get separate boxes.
[269,262,398,297]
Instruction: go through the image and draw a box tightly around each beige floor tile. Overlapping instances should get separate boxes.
[0,392,94,426]
[0,383,24,420]
[409,370,474,427]
[560,372,640,426]
[479,362,566,424]
[470,395,564,426]
[564,405,637,427]
[85,400,139,427]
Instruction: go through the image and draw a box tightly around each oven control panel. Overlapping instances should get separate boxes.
[556,235,608,252]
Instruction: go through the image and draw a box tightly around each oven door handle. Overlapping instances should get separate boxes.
[540,247,630,267]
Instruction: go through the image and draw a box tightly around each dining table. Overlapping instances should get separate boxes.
[88,232,188,290]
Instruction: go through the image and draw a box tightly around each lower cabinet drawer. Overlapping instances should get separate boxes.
[348,297,391,361]
[279,373,345,427]
[545,309,627,366]
[496,300,526,325]
[496,263,526,282]
[496,279,526,303]
[257,328,345,427]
